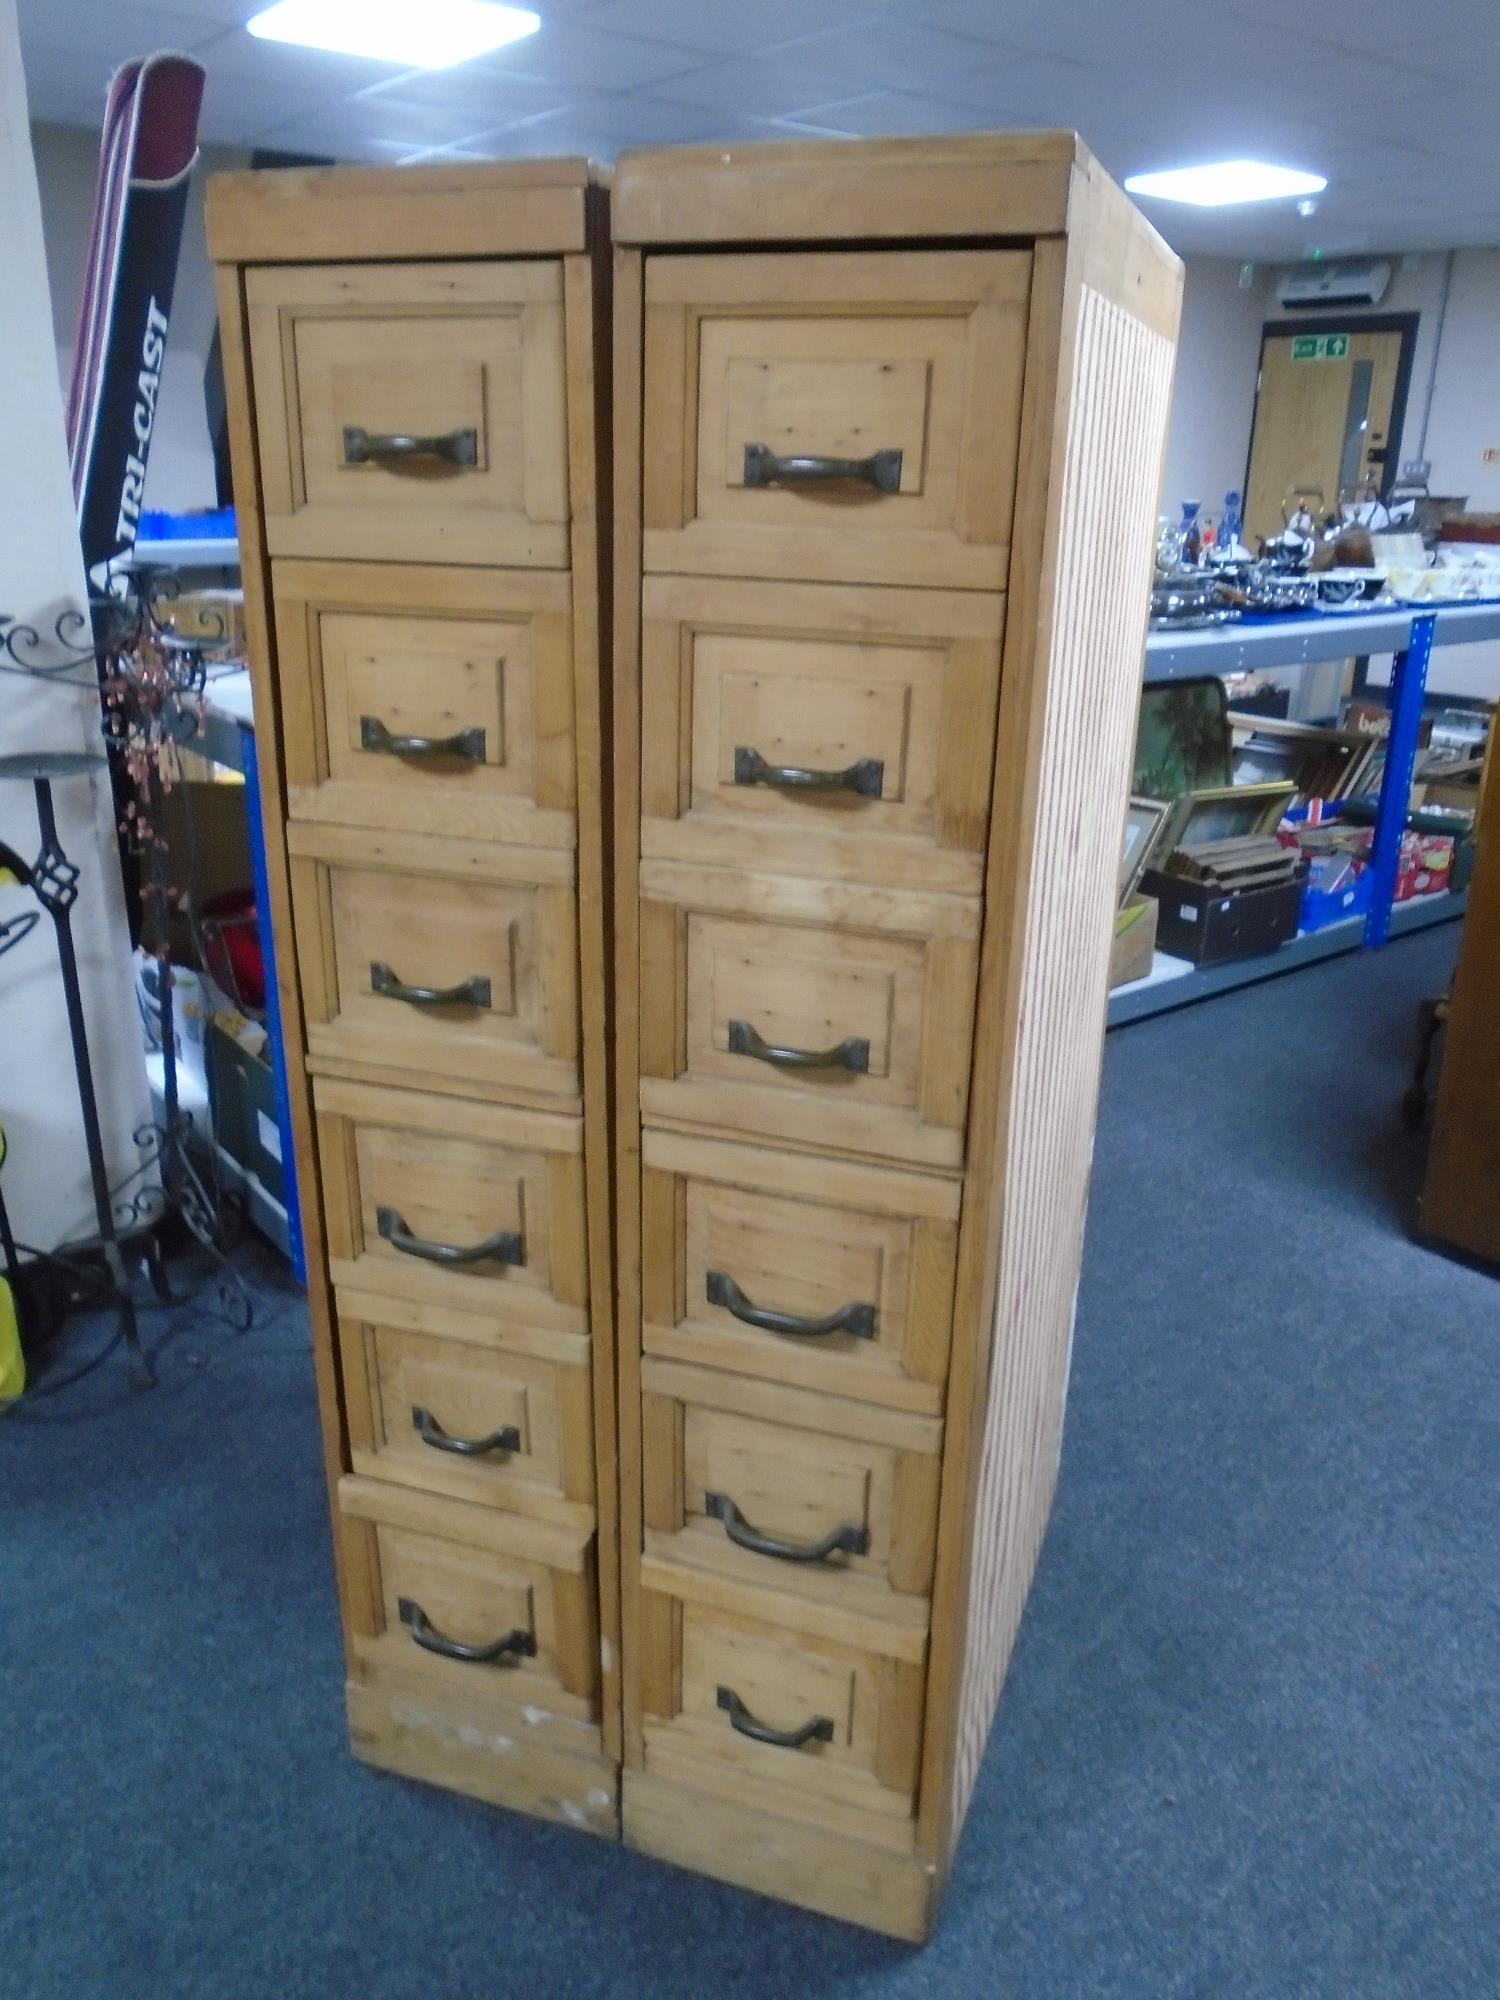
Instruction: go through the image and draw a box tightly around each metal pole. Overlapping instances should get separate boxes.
[1363,610,1436,949]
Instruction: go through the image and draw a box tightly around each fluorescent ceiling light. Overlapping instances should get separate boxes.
[246,0,541,68]
[1124,160,1328,207]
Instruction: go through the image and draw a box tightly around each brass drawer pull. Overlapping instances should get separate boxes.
[733,746,884,798]
[705,1490,868,1564]
[398,1597,535,1665]
[743,442,902,493]
[359,715,486,763]
[376,1205,523,1268]
[342,425,478,467]
[716,1685,834,1750]
[411,1406,521,1458]
[706,1270,875,1341]
[370,962,492,1010]
[727,1018,870,1073]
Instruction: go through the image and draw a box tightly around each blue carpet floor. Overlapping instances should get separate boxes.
[3,923,1497,1999]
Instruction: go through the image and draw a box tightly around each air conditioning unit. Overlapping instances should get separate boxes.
[1276,259,1393,309]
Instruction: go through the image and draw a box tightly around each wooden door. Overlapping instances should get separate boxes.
[1243,327,1405,548]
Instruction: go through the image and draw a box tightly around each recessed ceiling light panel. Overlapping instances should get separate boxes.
[246,0,541,69]
[1124,160,1328,208]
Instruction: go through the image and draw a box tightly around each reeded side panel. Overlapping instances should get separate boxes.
[947,286,1178,1838]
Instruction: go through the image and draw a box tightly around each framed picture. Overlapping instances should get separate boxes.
[1121,795,1171,904]
[1228,712,1378,800]
[1154,780,1297,861]
[1134,677,1232,800]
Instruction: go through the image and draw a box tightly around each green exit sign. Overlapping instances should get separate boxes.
[1292,332,1350,360]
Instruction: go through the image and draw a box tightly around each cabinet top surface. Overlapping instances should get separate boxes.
[207,157,604,264]
[612,128,1091,247]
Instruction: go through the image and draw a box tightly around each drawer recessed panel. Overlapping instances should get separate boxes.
[340,1477,598,1720]
[274,562,576,845]
[642,250,1030,588]
[337,1290,595,1524]
[640,577,1002,893]
[314,1078,588,1331]
[638,867,979,1168]
[289,826,579,1100]
[641,1360,941,1605]
[246,261,569,566]
[640,1130,960,1413]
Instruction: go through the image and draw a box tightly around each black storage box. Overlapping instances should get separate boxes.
[1142,868,1303,968]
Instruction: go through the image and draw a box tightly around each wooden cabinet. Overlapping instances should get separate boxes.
[614,135,1181,1938]
[209,160,619,1841]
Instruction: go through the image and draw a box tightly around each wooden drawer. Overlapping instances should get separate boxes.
[638,1575,924,1837]
[642,249,1029,588]
[289,823,579,1101]
[274,561,576,847]
[341,1477,598,1720]
[638,863,978,1169]
[641,1357,941,1608]
[640,576,1003,895]
[337,1287,595,1527]
[246,261,568,567]
[640,1130,958,1415]
[314,1078,588,1331]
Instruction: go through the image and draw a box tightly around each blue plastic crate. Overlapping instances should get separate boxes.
[1299,870,1371,933]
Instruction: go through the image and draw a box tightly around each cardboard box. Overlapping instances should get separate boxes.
[1143,869,1302,968]
[1109,894,1157,988]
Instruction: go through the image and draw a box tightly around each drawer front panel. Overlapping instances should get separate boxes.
[640,576,1002,892]
[341,1479,598,1718]
[246,261,569,566]
[641,1129,959,1412]
[642,1368,941,1603]
[274,561,576,845]
[290,833,579,1099]
[338,1296,595,1521]
[639,872,979,1168]
[639,1585,923,1820]
[643,250,1030,588]
[315,1079,588,1330]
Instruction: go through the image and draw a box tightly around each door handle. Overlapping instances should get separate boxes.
[342,425,478,466]
[398,1598,535,1664]
[733,746,884,798]
[706,1270,875,1341]
[359,715,486,763]
[742,443,902,493]
[727,1019,869,1073]
[704,1491,869,1564]
[411,1407,521,1458]
[376,1205,523,1268]
[716,1685,834,1750]
[369,962,492,1010]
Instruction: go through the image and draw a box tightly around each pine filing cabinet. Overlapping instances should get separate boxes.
[209,135,1182,1941]
[612,134,1181,1938]
[207,162,622,1831]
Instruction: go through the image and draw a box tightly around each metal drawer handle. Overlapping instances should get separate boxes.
[376,1205,523,1268]
[705,1490,868,1565]
[343,425,478,467]
[706,1270,875,1341]
[360,715,486,763]
[727,1018,869,1074]
[370,962,492,1010]
[733,746,884,799]
[743,443,902,493]
[398,1598,535,1665]
[411,1406,521,1458]
[716,1685,834,1750]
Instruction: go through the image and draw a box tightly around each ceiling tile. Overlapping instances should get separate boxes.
[353,66,574,127]
[779,91,991,138]
[582,0,892,57]
[476,21,714,91]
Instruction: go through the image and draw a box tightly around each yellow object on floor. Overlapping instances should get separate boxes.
[0,1280,21,1404]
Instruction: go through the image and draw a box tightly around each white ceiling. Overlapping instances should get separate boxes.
[17,0,1500,260]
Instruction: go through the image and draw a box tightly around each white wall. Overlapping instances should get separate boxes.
[30,120,248,517]
[1,8,153,1253]
[1160,257,1267,523]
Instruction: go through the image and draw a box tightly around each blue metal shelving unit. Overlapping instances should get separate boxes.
[1110,597,1500,1027]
